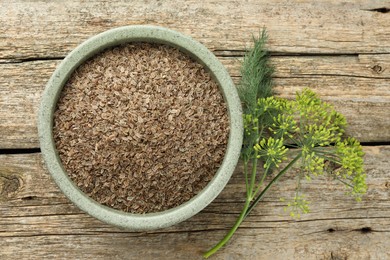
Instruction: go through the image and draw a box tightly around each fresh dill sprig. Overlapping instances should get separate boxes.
[238,29,274,115]
[203,29,366,258]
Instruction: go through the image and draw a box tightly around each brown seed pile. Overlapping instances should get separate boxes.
[53,43,229,214]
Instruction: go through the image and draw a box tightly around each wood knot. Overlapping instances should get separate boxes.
[371,64,383,74]
[0,174,21,198]
[360,227,372,234]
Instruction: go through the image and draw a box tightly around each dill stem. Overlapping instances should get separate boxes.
[204,154,301,258]
[244,161,249,197]
[245,153,302,217]
[204,150,258,258]
[203,193,251,258]
[336,177,354,188]
[248,152,258,200]
[252,165,270,198]
[248,122,261,199]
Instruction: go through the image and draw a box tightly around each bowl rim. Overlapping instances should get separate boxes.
[38,25,243,230]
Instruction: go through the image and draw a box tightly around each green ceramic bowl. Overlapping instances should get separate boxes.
[38,25,243,230]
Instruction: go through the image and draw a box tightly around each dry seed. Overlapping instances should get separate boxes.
[53,43,229,214]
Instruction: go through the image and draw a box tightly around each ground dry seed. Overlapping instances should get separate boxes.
[53,43,230,214]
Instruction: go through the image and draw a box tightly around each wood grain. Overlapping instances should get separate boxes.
[1,0,389,259]
[0,61,58,149]
[1,54,389,148]
[0,146,389,259]
[1,0,390,61]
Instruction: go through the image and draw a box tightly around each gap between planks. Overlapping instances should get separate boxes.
[2,52,390,64]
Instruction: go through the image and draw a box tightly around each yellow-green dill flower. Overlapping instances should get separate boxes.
[270,113,299,139]
[254,137,288,168]
[301,146,325,177]
[336,138,365,177]
[335,137,366,199]
[257,96,280,112]
[284,194,310,219]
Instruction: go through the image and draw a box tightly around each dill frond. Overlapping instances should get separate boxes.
[238,29,274,115]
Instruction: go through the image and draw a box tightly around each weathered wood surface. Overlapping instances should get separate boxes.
[1,0,390,60]
[1,55,390,148]
[1,146,390,259]
[1,0,390,259]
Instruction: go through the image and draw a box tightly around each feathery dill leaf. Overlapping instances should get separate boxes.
[238,29,274,114]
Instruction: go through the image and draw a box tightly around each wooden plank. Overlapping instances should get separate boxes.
[1,225,389,260]
[0,146,389,259]
[224,54,390,79]
[1,0,390,61]
[0,61,58,149]
[1,1,389,259]
[1,53,389,148]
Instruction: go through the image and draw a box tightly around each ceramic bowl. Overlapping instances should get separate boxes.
[38,25,243,230]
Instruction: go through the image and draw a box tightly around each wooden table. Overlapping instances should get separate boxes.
[1,1,390,259]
